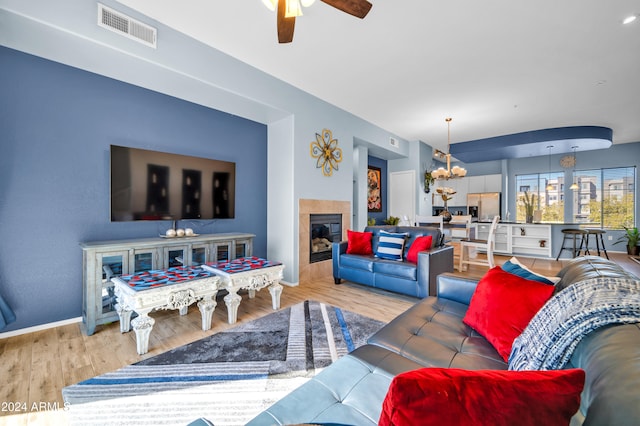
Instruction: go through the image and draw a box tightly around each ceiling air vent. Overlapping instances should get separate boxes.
[98,3,157,48]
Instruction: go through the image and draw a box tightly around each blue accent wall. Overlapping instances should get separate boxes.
[0,47,267,332]
[367,156,387,224]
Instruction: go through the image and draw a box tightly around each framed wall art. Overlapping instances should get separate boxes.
[367,166,382,212]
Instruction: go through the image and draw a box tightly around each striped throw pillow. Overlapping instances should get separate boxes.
[376,230,408,261]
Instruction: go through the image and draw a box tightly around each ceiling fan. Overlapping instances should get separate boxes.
[261,0,373,43]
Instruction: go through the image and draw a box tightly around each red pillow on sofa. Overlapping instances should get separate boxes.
[379,367,585,426]
[346,230,373,255]
[405,235,433,263]
[463,266,554,361]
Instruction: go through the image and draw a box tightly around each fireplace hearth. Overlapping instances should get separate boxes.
[310,214,342,263]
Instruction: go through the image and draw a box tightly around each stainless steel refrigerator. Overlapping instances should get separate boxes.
[467,193,501,222]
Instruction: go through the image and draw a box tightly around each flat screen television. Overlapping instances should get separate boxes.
[110,145,235,221]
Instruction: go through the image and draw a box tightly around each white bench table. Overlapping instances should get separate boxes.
[202,256,284,324]
[112,266,220,355]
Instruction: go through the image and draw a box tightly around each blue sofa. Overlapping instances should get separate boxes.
[332,225,454,298]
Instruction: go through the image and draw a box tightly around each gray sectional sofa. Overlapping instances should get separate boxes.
[332,225,454,298]
[248,256,640,425]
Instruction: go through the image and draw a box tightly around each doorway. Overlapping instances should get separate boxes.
[390,170,415,224]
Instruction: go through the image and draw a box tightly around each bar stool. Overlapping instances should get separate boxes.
[584,229,609,259]
[555,229,588,260]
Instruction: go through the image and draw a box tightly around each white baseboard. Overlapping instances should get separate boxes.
[0,316,82,339]
[281,280,299,287]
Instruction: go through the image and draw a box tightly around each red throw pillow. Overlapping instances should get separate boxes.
[346,230,373,255]
[406,235,433,263]
[463,266,554,361]
[379,367,585,426]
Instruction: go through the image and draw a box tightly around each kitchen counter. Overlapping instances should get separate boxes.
[472,222,610,259]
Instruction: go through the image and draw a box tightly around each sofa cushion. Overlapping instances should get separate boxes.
[463,267,554,361]
[368,296,506,370]
[365,225,398,254]
[406,235,433,264]
[554,256,636,294]
[340,254,375,272]
[373,259,417,280]
[379,367,585,426]
[375,230,408,261]
[247,345,425,426]
[502,257,560,285]
[346,230,373,255]
[397,226,441,258]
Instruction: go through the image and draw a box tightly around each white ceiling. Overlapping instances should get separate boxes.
[116,0,640,154]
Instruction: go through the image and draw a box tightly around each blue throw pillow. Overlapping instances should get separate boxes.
[502,257,560,285]
[376,230,408,261]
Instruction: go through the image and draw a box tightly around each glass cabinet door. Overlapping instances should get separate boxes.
[97,251,129,315]
[163,245,189,268]
[213,241,231,262]
[191,244,208,266]
[131,249,158,273]
[235,239,251,258]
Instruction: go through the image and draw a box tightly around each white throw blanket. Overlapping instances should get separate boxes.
[509,276,640,371]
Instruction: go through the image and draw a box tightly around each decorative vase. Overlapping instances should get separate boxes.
[526,215,533,224]
[439,209,452,222]
[533,210,542,223]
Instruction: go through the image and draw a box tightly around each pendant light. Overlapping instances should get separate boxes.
[570,146,579,190]
[545,145,554,191]
[432,118,467,180]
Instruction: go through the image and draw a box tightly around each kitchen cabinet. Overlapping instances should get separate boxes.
[434,174,501,208]
[467,174,502,193]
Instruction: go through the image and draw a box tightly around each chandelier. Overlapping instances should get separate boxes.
[431,118,467,180]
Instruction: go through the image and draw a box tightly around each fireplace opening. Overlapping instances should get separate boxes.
[310,213,342,263]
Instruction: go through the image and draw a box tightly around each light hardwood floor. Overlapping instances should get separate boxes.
[1,253,639,425]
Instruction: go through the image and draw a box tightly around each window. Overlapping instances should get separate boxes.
[572,167,635,229]
[515,172,565,223]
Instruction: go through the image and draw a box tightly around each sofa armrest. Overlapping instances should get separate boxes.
[416,245,454,298]
[332,241,348,280]
[436,273,479,305]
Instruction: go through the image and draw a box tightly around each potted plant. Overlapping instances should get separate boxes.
[424,171,435,193]
[384,216,400,225]
[521,191,536,223]
[614,226,640,256]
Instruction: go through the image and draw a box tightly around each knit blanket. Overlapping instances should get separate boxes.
[508,276,640,371]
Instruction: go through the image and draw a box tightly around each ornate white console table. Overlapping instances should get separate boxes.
[202,256,284,324]
[112,266,220,355]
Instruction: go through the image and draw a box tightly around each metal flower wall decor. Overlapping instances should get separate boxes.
[310,128,342,176]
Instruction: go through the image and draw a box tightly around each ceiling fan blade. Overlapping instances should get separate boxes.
[277,0,296,43]
[320,0,372,19]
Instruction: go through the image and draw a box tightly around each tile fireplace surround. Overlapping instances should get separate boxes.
[299,199,350,283]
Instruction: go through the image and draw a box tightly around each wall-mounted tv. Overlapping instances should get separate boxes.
[110,145,235,221]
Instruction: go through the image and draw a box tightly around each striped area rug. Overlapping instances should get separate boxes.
[62,300,384,425]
